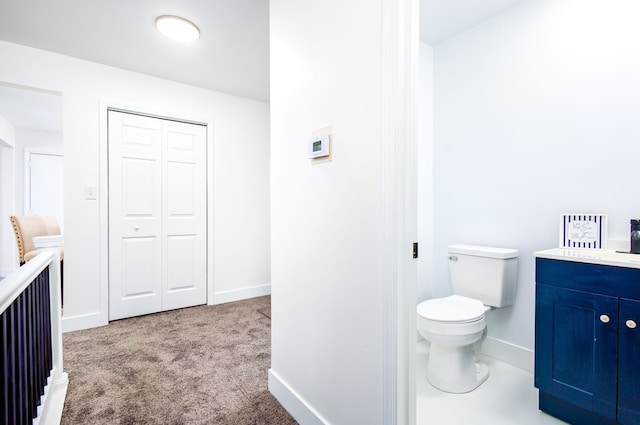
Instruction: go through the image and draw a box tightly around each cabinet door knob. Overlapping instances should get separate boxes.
[600,314,610,324]
[627,319,637,329]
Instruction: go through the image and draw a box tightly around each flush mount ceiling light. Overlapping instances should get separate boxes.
[155,15,200,42]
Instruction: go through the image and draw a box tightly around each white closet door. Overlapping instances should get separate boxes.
[109,110,208,321]
[109,111,207,320]
[162,120,207,311]
[108,112,163,320]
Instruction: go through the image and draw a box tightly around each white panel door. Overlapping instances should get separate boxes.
[109,111,207,320]
[109,112,163,320]
[162,120,207,311]
[108,111,207,320]
[27,152,64,228]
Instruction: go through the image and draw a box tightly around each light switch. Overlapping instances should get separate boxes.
[85,186,98,200]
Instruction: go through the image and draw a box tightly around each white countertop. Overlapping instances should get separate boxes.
[535,248,640,269]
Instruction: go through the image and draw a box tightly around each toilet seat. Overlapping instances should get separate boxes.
[417,295,487,323]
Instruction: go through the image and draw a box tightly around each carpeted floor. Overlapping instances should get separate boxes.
[61,296,297,424]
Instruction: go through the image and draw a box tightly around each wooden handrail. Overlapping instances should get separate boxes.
[0,251,54,314]
[0,236,67,425]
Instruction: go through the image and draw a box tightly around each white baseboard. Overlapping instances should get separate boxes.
[482,336,534,373]
[268,369,329,425]
[0,267,17,278]
[35,371,68,425]
[61,285,271,333]
[62,311,107,333]
[209,284,271,305]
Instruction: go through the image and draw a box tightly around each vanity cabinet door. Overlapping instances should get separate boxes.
[618,298,640,424]
[535,284,619,420]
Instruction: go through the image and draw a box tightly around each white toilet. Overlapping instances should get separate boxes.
[417,244,518,393]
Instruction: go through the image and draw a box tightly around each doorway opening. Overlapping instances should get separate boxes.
[0,83,63,280]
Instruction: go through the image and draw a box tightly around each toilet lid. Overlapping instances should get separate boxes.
[417,295,486,323]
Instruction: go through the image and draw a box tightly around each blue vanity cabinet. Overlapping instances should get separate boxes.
[618,298,640,424]
[535,258,640,425]
[535,283,618,420]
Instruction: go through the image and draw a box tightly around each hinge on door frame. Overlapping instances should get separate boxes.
[413,242,418,259]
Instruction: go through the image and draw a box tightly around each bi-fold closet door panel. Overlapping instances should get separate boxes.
[108,110,206,321]
[162,119,207,311]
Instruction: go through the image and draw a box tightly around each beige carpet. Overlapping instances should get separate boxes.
[61,296,297,424]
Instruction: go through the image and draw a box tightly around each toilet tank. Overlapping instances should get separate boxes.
[448,244,518,308]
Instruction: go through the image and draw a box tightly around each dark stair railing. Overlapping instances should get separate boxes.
[0,236,66,424]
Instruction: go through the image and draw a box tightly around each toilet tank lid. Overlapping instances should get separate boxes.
[448,244,518,259]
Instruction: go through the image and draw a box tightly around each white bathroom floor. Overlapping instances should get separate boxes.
[416,341,568,425]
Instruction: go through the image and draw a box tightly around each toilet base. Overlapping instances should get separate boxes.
[426,341,489,393]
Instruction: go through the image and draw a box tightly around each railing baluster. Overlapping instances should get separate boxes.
[2,305,15,424]
[17,293,25,425]
[9,298,16,424]
[43,271,52,377]
[35,274,45,405]
[26,285,33,420]
[33,277,42,409]
[1,307,6,425]
[0,265,55,425]
[0,241,66,425]
[4,303,12,425]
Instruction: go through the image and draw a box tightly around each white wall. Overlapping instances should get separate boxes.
[269,0,389,423]
[428,0,640,356]
[15,128,63,150]
[0,40,270,329]
[0,115,16,276]
[14,129,63,217]
[0,114,16,147]
[417,41,434,303]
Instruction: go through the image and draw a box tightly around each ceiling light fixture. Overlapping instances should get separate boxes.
[155,15,200,42]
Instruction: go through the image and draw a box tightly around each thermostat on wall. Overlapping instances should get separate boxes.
[308,134,330,159]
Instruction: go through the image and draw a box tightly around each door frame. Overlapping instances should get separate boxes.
[381,0,419,423]
[98,101,214,327]
[0,141,15,277]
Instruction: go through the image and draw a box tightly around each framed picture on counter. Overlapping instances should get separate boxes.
[559,213,607,250]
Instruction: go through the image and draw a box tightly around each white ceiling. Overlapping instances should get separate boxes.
[0,0,526,133]
[420,0,527,45]
[0,84,62,134]
[0,0,270,102]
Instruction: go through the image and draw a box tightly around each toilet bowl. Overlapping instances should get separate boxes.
[417,295,491,393]
[417,245,518,393]
[417,244,518,393]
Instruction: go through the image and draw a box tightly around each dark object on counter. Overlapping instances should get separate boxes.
[631,219,640,254]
